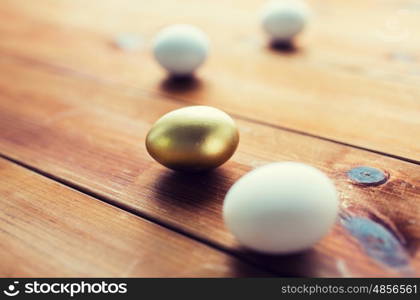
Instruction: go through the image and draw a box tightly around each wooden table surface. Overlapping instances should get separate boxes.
[0,0,419,277]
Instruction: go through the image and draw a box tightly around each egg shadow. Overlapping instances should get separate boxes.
[234,246,318,277]
[268,39,300,55]
[160,74,202,94]
[151,168,232,211]
[229,257,272,277]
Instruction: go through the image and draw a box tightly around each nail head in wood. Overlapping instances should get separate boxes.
[347,166,388,186]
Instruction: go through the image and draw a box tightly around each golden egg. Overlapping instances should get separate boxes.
[146,106,239,171]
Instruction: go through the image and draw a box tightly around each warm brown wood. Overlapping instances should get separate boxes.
[0,0,418,161]
[0,55,418,276]
[0,157,266,277]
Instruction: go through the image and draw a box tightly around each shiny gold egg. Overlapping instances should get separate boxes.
[146,106,239,171]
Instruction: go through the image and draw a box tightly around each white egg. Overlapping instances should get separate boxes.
[261,0,310,42]
[223,162,338,254]
[153,24,209,76]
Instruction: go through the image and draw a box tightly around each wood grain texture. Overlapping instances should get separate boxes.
[0,55,418,277]
[0,157,265,277]
[0,0,418,161]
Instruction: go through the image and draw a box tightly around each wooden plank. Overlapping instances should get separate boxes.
[0,0,419,161]
[0,55,418,276]
[0,157,266,277]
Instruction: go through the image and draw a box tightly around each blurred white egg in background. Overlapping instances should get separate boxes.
[261,0,310,42]
[153,24,209,76]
